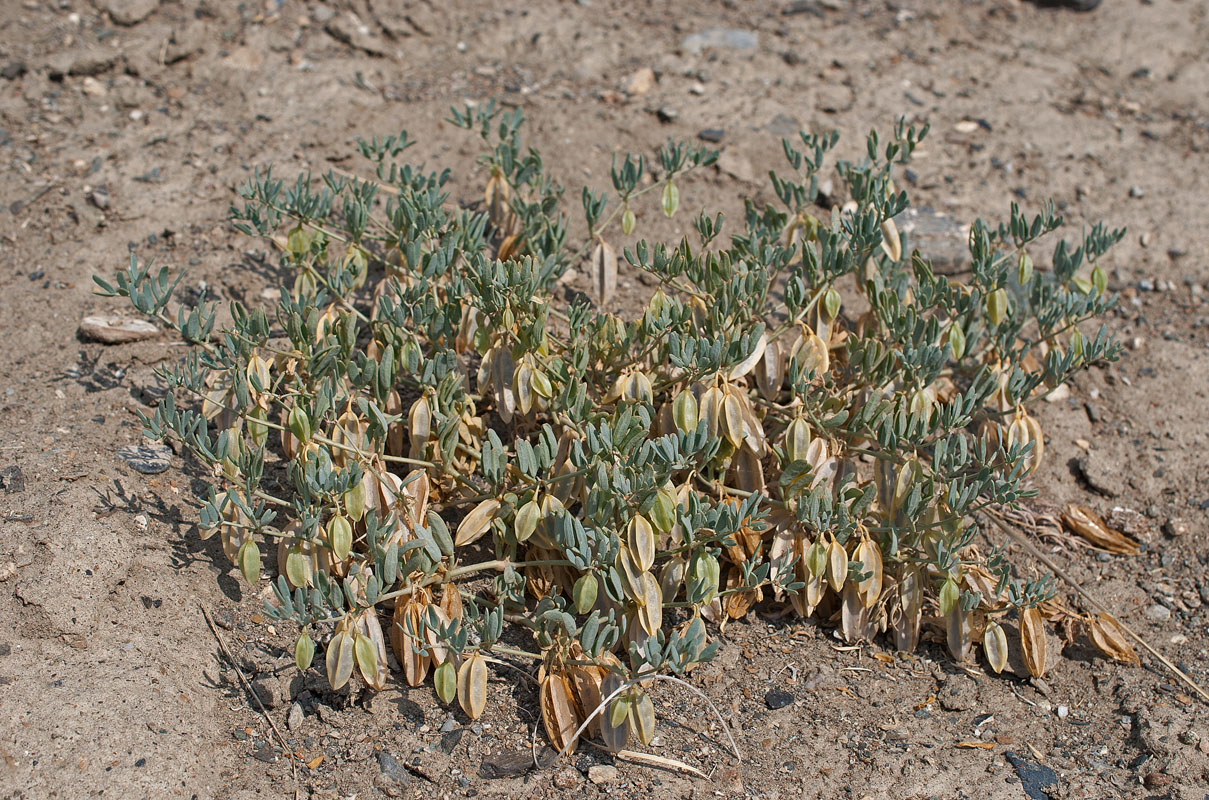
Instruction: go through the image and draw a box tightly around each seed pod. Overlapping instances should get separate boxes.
[408,396,431,460]
[755,338,784,400]
[984,620,1008,673]
[720,393,745,448]
[485,169,510,230]
[325,627,355,691]
[826,537,847,593]
[630,691,656,745]
[439,583,464,621]
[455,499,500,547]
[237,538,260,585]
[699,386,723,439]
[392,600,430,687]
[785,416,813,463]
[947,605,971,662]
[457,651,488,719]
[1091,264,1107,295]
[894,565,924,652]
[295,631,315,671]
[434,661,457,705]
[986,287,1008,326]
[880,217,901,262]
[799,331,829,378]
[659,555,686,601]
[661,180,679,218]
[541,673,581,753]
[1017,251,1034,285]
[1020,606,1047,678]
[854,538,883,608]
[492,347,516,424]
[344,479,366,523]
[285,546,314,589]
[599,673,628,752]
[938,578,960,616]
[728,332,767,380]
[589,238,618,305]
[1087,612,1139,665]
[621,206,636,236]
[1007,411,1044,475]
[573,573,599,614]
[1060,505,1139,555]
[287,406,311,446]
[567,663,605,737]
[650,487,677,534]
[636,572,663,636]
[327,515,353,562]
[947,324,966,360]
[822,287,842,321]
[672,389,698,434]
[627,515,656,572]
[354,632,379,688]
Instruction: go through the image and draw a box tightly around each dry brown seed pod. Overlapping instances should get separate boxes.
[1007,411,1044,475]
[408,395,432,460]
[636,572,663,635]
[497,233,522,261]
[457,651,488,720]
[567,663,606,737]
[627,515,656,573]
[880,217,902,262]
[729,446,765,496]
[541,673,581,753]
[728,332,767,380]
[893,565,923,652]
[485,169,511,230]
[422,604,453,666]
[755,338,784,400]
[1087,612,1139,665]
[799,330,830,378]
[947,606,971,662]
[392,599,430,687]
[1020,606,1047,678]
[326,623,356,691]
[826,537,848,593]
[855,538,883,609]
[630,691,656,746]
[841,581,873,643]
[1060,505,1139,555]
[455,498,500,547]
[589,238,618,305]
[984,620,1009,673]
[720,392,745,449]
[492,346,516,424]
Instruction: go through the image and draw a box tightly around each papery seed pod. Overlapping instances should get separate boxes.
[513,359,534,416]
[823,287,842,322]
[1087,612,1139,665]
[894,565,924,652]
[984,620,1008,673]
[392,599,430,687]
[880,217,902,262]
[457,651,488,719]
[514,498,541,544]
[1020,606,1047,678]
[327,515,353,562]
[455,499,500,547]
[720,392,745,448]
[485,169,510,230]
[947,605,971,662]
[434,660,457,704]
[659,555,686,602]
[498,233,522,261]
[1091,264,1107,295]
[422,604,453,667]
[408,396,432,460]
[785,416,813,463]
[1007,411,1045,475]
[627,516,656,572]
[672,389,698,434]
[295,631,315,671]
[855,538,883,608]
[344,479,366,523]
[541,673,581,753]
[826,537,847,593]
[841,581,872,643]
[617,546,645,599]
[755,338,784,400]
[799,331,829,378]
[325,625,355,691]
[699,385,723,439]
[590,238,618,305]
[636,572,663,635]
[1060,505,1139,555]
[567,663,605,737]
[354,632,380,689]
[650,486,677,534]
[1017,251,1034,285]
[947,324,966,360]
[492,347,516,424]
[631,691,656,745]
[237,538,261,585]
[358,610,390,690]
[986,287,1008,326]
[728,332,767,380]
[439,583,464,621]
[573,573,599,614]
[938,578,960,616]
[599,673,628,752]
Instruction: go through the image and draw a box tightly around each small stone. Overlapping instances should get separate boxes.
[376,751,410,786]
[1129,185,1145,198]
[587,765,621,786]
[764,688,794,709]
[97,0,161,26]
[1145,604,1171,623]
[622,67,656,97]
[656,106,678,123]
[250,675,283,709]
[440,716,459,733]
[1143,772,1171,788]
[78,316,160,344]
[287,702,304,731]
[697,128,725,143]
[1138,278,1155,292]
[1163,518,1189,537]
[1057,705,1068,719]
[0,465,24,494]
[253,744,275,763]
[90,189,110,210]
[439,729,463,755]
[1004,751,1058,800]
[552,767,582,789]
[1084,402,1102,423]
[1,61,26,81]
[116,443,172,474]
[681,29,758,56]
[212,607,235,630]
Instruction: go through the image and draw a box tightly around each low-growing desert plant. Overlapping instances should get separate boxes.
[97,104,1132,754]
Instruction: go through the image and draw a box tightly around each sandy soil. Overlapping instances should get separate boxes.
[2,0,1208,798]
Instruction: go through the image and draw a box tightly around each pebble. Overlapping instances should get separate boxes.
[90,189,110,210]
[97,0,160,26]
[440,715,459,733]
[1084,402,1102,423]
[681,29,758,55]
[697,128,725,143]
[656,106,678,123]
[78,315,161,344]
[552,767,582,789]
[116,443,172,474]
[376,751,410,786]
[1145,604,1171,622]
[1057,705,1068,719]
[764,688,794,709]
[1,465,25,494]
[1163,518,1189,537]
[287,702,304,731]
[587,765,621,786]
[1,61,26,81]
[1138,278,1155,292]
[1129,185,1145,198]
[1004,751,1058,800]
[622,67,656,97]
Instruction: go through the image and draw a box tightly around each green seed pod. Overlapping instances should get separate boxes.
[823,287,842,321]
[938,578,960,616]
[661,181,679,218]
[295,631,315,671]
[573,573,599,614]
[621,206,636,236]
[343,479,366,522]
[805,540,827,577]
[434,660,456,704]
[1091,264,1107,295]
[947,324,966,360]
[288,405,312,445]
[1070,329,1085,359]
[293,269,317,298]
[237,538,260,585]
[327,515,353,562]
[287,225,311,262]
[986,288,1008,326]
[247,405,269,448]
[630,691,656,745]
[672,390,698,434]
[514,499,541,543]
[650,486,677,534]
[1017,251,1033,285]
[344,245,369,290]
